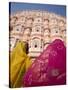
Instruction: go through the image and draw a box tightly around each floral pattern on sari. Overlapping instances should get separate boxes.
[22,39,66,87]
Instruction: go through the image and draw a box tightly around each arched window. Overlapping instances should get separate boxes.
[32,38,41,49]
[14,25,22,33]
[34,17,42,23]
[34,39,38,48]
[16,28,19,31]
[36,26,42,33]
[51,27,60,35]
[32,26,42,34]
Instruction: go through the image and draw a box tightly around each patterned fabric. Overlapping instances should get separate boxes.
[10,41,32,88]
[22,39,66,87]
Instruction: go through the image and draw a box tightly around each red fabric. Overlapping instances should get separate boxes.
[22,39,66,87]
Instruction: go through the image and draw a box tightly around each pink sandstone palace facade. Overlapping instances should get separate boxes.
[9,10,66,60]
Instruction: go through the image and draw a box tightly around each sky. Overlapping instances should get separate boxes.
[9,2,66,17]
